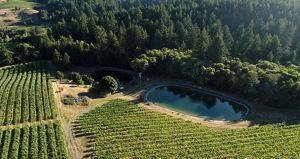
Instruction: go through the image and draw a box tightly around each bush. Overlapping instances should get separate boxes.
[62,95,89,106]
[62,95,76,105]
[56,71,64,80]
[76,79,84,85]
[78,96,90,106]
[70,72,83,85]
[90,76,118,95]
[100,76,118,93]
[82,74,94,85]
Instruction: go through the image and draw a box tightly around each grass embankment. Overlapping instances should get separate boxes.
[0,0,41,9]
[74,99,300,158]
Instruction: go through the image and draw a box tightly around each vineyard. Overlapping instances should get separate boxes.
[0,122,68,159]
[0,61,56,125]
[74,100,300,158]
[0,62,68,159]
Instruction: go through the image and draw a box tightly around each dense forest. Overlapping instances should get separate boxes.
[38,0,300,65]
[0,0,299,108]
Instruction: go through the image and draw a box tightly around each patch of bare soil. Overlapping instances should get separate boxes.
[52,79,124,159]
[0,8,39,26]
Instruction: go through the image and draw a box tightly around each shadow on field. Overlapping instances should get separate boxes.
[244,105,300,127]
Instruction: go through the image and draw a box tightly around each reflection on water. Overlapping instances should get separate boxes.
[146,86,248,121]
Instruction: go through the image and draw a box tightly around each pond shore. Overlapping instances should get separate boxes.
[124,77,300,128]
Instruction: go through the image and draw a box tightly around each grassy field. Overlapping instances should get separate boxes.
[0,0,41,9]
[74,99,300,158]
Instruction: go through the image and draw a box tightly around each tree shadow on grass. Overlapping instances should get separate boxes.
[245,108,300,126]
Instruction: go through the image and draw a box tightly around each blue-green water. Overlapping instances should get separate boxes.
[146,85,249,121]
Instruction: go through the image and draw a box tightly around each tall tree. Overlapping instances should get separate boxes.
[62,52,71,69]
[193,28,211,59]
[53,49,61,65]
[126,25,149,53]
[0,46,13,66]
[222,25,234,51]
[270,35,283,62]
[208,34,229,62]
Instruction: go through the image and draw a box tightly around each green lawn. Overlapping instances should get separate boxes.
[74,99,300,158]
[0,0,41,9]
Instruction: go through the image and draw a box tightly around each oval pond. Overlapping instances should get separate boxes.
[145,85,249,121]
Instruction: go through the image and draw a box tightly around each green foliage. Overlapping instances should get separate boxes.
[130,58,149,72]
[208,34,229,62]
[37,0,300,65]
[82,74,94,85]
[74,100,300,158]
[193,28,210,59]
[132,49,300,108]
[62,95,76,105]
[0,62,57,125]
[53,50,71,70]
[0,46,13,66]
[70,72,83,85]
[14,43,40,62]
[0,0,42,9]
[56,71,64,80]
[62,52,70,68]
[0,62,68,158]
[132,48,192,75]
[99,76,118,94]
[53,49,61,65]
[91,76,118,95]
[0,123,67,159]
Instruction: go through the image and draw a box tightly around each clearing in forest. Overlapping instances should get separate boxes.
[0,0,41,9]
[0,0,41,26]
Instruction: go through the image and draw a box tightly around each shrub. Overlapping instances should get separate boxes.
[78,96,90,106]
[82,74,94,85]
[91,76,118,95]
[62,95,76,105]
[70,72,83,85]
[56,71,64,80]
[100,76,118,93]
[76,79,84,85]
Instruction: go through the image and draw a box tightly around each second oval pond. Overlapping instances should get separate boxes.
[145,85,249,121]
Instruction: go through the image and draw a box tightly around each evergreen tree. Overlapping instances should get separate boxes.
[53,49,61,65]
[208,34,229,62]
[270,35,283,62]
[222,25,234,51]
[56,71,64,81]
[152,29,164,49]
[62,52,71,69]
[0,46,13,66]
[126,25,149,52]
[247,34,262,62]
[193,28,210,59]
[296,45,300,62]
[94,26,108,49]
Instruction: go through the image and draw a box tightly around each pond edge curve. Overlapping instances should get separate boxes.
[143,83,253,121]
